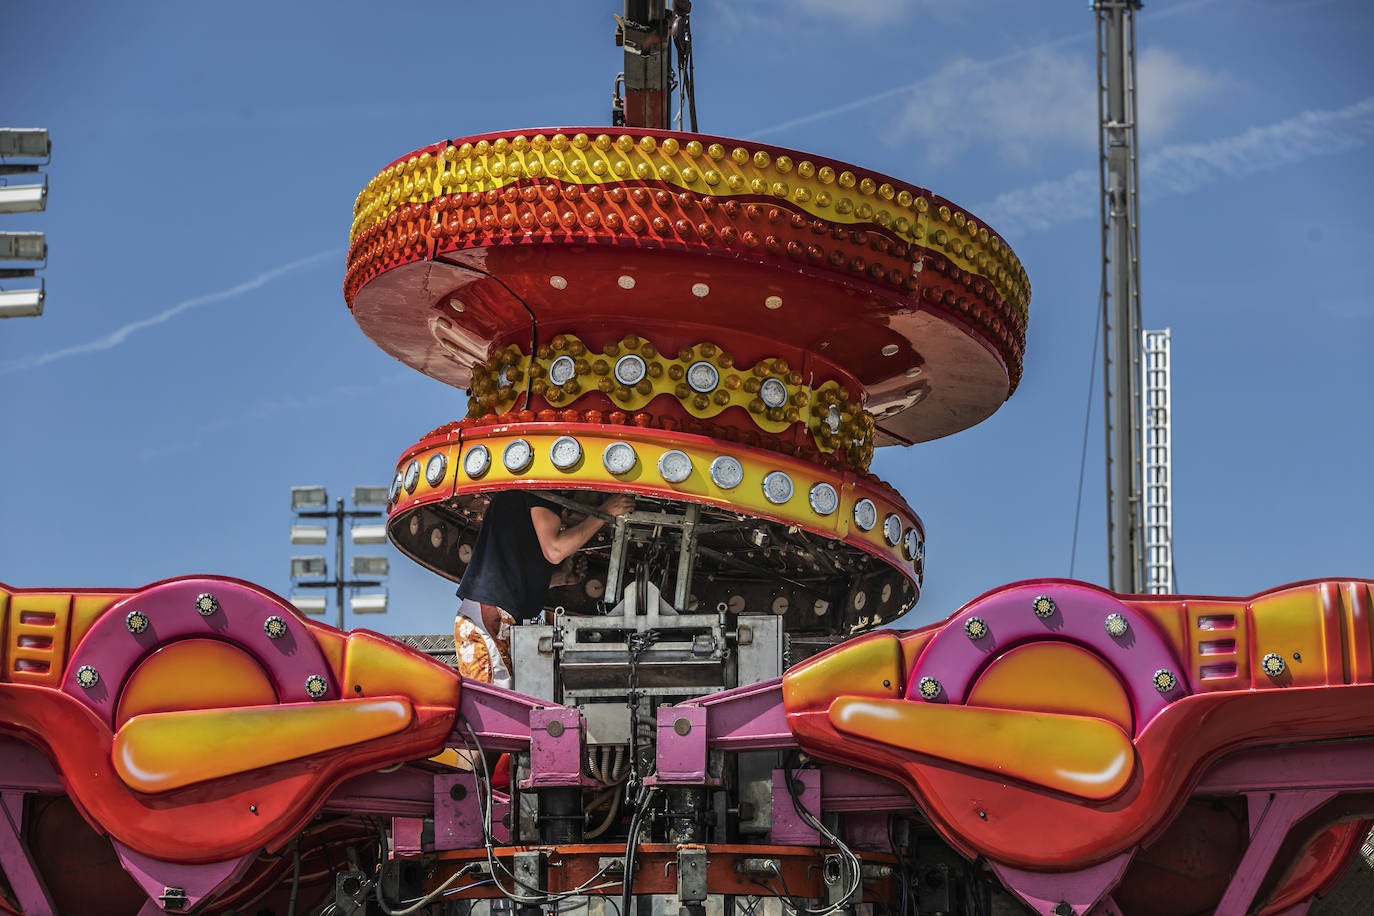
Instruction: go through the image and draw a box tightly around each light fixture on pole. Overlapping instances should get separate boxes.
[288,485,391,629]
[0,128,50,320]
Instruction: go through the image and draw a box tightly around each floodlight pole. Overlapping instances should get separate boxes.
[294,497,384,629]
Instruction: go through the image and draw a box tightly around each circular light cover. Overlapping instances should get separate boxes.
[826,404,842,434]
[1152,668,1179,694]
[548,355,576,386]
[964,617,989,641]
[305,674,329,699]
[602,442,638,475]
[403,460,421,494]
[503,439,534,473]
[1032,595,1057,619]
[853,498,877,531]
[883,514,903,546]
[550,436,583,470]
[917,676,942,700]
[658,449,693,483]
[709,455,744,489]
[760,377,788,408]
[1261,652,1286,677]
[1105,613,1130,638]
[809,483,839,516]
[463,444,492,479]
[762,471,794,504]
[687,361,719,394]
[389,472,403,503]
[903,528,921,560]
[195,593,220,617]
[425,453,447,487]
[75,665,100,689]
[614,354,647,386]
[126,610,149,634]
[264,616,288,640]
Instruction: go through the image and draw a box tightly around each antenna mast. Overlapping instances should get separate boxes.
[1096,0,1145,593]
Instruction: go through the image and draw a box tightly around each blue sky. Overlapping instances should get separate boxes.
[1,0,1370,635]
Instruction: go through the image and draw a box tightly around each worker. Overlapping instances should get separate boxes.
[454,489,634,686]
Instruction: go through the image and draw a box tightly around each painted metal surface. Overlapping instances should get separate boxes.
[0,576,461,868]
[782,577,1374,892]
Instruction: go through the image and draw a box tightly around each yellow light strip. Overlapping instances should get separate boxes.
[350,132,1028,318]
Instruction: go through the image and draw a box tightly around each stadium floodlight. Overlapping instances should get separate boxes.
[353,486,390,506]
[290,594,327,616]
[351,593,388,615]
[352,555,389,577]
[290,524,328,545]
[351,524,388,544]
[291,486,328,509]
[0,182,46,214]
[0,287,43,319]
[0,232,45,261]
[0,129,50,160]
[291,556,327,578]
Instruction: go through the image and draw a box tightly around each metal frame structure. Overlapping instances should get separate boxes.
[1142,329,1174,594]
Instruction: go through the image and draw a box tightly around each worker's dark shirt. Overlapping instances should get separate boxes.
[457,490,561,622]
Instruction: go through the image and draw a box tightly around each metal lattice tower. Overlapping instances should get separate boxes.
[1096,0,1146,592]
[1142,329,1174,593]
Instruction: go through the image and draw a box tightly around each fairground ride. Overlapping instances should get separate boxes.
[1,3,1371,915]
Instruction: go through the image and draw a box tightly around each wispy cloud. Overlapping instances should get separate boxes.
[791,0,930,26]
[752,32,1082,139]
[751,0,1227,140]
[974,97,1374,236]
[0,249,340,374]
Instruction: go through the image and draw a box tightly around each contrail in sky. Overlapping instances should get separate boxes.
[973,97,1374,237]
[0,248,340,374]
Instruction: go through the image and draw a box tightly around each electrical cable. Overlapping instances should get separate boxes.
[461,722,623,906]
[287,840,302,916]
[1070,300,1104,579]
[374,863,484,916]
[779,755,864,916]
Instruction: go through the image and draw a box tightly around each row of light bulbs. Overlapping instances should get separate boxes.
[390,437,925,564]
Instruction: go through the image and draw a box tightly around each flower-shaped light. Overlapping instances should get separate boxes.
[1152,668,1178,694]
[305,674,329,699]
[917,676,943,700]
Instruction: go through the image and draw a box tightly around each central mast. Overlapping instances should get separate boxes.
[615,1,695,131]
[1097,0,1145,593]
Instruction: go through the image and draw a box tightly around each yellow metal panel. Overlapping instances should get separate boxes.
[830,697,1135,802]
[7,593,71,687]
[112,698,414,794]
[0,588,8,681]
[116,639,278,725]
[782,632,904,711]
[1250,587,1333,687]
[341,630,460,707]
[1185,600,1250,690]
[967,642,1133,734]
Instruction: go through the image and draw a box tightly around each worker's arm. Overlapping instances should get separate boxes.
[530,494,635,565]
